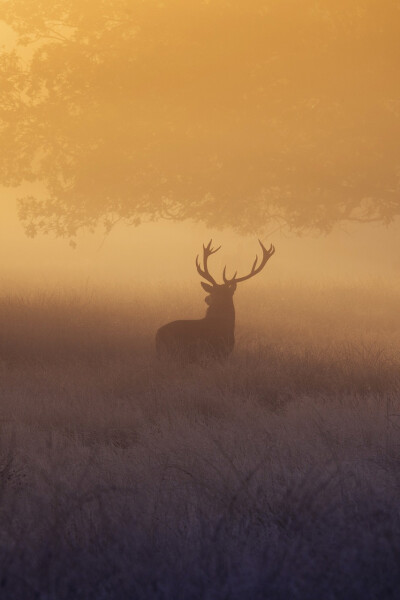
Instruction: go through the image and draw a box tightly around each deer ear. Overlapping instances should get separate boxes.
[201,282,213,293]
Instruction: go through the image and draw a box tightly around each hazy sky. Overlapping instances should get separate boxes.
[1,191,399,292]
[1,14,399,292]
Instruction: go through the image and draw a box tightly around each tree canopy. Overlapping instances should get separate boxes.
[0,0,399,238]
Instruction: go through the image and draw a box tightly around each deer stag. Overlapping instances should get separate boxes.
[156,240,275,362]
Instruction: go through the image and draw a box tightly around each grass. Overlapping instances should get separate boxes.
[0,281,399,599]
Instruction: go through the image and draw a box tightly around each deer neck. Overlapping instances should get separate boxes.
[205,301,235,329]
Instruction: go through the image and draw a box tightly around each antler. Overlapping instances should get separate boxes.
[223,240,275,284]
[196,239,221,286]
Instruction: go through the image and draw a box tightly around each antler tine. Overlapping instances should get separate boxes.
[222,266,237,284]
[203,239,221,255]
[196,240,221,285]
[227,240,275,284]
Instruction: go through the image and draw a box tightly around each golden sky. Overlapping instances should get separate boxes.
[1,8,399,291]
[1,191,399,292]
[0,21,15,49]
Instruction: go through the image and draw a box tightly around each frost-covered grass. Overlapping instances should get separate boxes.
[0,282,399,599]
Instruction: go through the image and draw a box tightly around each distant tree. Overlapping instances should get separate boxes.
[0,0,399,239]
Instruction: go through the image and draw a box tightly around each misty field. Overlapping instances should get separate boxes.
[0,282,399,599]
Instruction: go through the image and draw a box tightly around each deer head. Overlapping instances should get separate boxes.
[195,239,275,312]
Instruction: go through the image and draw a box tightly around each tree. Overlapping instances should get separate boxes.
[1,0,399,239]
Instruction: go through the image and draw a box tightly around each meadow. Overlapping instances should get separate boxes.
[0,281,399,599]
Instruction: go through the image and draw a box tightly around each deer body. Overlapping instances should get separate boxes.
[156,240,275,362]
[156,291,235,361]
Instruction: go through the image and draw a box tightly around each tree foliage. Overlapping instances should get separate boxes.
[1,0,399,237]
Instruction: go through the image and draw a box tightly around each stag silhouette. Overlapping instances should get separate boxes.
[156,240,275,362]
